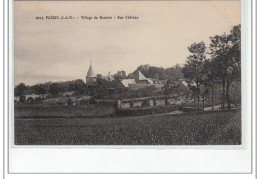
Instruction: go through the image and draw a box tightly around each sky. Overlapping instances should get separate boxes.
[14,1,240,85]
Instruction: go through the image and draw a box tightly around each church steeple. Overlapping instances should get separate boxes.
[86,60,97,83]
[87,60,96,77]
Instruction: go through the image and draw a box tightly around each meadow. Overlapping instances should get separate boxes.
[15,104,116,118]
[15,109,241,145]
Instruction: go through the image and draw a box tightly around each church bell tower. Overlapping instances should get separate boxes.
[86,60,97,83]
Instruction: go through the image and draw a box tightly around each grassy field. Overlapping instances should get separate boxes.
[15,104,116,118]
[15,110,241,145]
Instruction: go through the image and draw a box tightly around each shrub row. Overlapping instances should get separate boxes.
[116,104,182,117]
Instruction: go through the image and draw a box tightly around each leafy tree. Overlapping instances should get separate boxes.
[165,64,184,81]
[182,41,206,109]
[33,84,48,97]
[113,71,126,82]
[137,64,150,74]
[49,83,62,97]
[202,60,218,111]
[129,64,167,80]
[68,83,76,91]
[14,83,28,96]
[209,25,241,110]
[163,80,189,96]
[74,79,86,95]
[128,64,184,81]
[148,66,167,80]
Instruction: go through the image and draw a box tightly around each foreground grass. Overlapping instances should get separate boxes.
[15,104,115,118]
[15,110,241,145]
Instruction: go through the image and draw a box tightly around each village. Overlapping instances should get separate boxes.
[14,24,241,145]
[14,61,190,113]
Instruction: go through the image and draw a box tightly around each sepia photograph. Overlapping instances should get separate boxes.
[13,0,241,145]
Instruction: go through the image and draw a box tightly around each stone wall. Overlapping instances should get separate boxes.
[128,84,164,90]
[117,101,131,109]
[132,101,142,108]
[117,94,187,109]
[155,99,166,106]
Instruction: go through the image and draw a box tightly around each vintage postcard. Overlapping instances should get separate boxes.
[13,0,242,146]
[7,0,256,175]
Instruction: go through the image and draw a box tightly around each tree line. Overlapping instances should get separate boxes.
[182,24,241,111]
[14,65,185,97]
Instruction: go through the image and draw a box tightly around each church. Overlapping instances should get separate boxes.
[86,61,115,84]
[86,61,169,90]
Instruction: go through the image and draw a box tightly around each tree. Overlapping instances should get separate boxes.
[202,60,220,111]
[113,71,126,82]
[129,64,167,80]
[200,84,209,111]
[74,79,86,95]
[226,25,241,109]
[49,83,62,97]
[137,64,150,75]
[148,66,167,80]
[68,83,75,91]
[209,25,241,110]
[14,83,28,96]
[33,84,48,98]
[182,41,206,109]
[165,64,184,81]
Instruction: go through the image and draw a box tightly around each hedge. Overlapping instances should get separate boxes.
[116,104,182,117]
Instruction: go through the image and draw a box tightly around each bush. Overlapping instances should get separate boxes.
[67,98,73,105]
[116,104,182,117]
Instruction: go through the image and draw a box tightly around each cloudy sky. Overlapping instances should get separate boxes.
[14,1,240,85]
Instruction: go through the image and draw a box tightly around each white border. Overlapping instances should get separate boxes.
[6,0,254,174]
